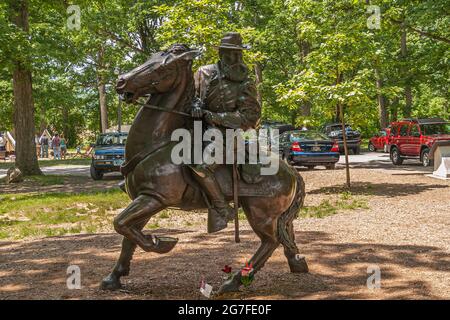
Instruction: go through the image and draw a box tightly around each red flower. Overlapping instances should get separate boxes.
[222,265,232,273]
[241,262,253,277]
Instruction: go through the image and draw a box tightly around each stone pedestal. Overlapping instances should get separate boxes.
[433,157,450,179]
[429,141,450,180]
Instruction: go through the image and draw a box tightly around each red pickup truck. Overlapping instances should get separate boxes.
[388,118,450,166]
[368,128,391,152]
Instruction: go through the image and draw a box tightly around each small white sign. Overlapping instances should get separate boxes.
[200,280,213,298]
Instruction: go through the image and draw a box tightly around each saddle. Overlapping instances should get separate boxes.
[239,163,263,184]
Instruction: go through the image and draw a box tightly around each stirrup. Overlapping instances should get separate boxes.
[207,208,229,233]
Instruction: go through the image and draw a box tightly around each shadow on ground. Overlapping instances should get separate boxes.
[0,175,123,195]
[308,181,448,198]
[0,229,447,299]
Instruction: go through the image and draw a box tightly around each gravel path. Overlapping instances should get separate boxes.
[0,162,448,300]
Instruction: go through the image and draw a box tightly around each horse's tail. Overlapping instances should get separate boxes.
[276,169,305,250]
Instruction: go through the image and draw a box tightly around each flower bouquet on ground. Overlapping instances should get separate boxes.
[240,262,254,286]
[222,265,232,280]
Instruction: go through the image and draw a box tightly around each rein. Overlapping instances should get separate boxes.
[134,100,192,117]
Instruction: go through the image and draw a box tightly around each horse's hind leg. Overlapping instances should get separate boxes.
[217,204,279,295]
[282,221,309,273]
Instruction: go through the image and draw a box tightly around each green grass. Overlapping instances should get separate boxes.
[25,175,65,186]
[158,211,170,219]
[0,189,129,240]
[238,208,247,221]
[146,221,160,229]
[299,192,368,218]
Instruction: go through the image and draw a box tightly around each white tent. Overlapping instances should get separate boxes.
[39,129,51,140]
[6,131,15,148]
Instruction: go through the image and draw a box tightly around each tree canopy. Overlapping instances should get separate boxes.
[1,0,448,146]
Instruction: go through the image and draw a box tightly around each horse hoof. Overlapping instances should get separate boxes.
[100,273,122,291]
[143,235,178,254]
[289,255,309,273]
[217,278,241,295]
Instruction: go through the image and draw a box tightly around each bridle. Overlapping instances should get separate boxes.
[122,52,194,118]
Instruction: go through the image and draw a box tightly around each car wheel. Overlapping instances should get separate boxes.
[90,163,104,180]
[353,146,360,155]
[421,148,432,167]
[306,165,315,170]
[390,147,403,165]
[325,164,335,170]
[368,143,376,152]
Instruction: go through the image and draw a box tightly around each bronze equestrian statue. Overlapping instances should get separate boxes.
[101,33,308,295]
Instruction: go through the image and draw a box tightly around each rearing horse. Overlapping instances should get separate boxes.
[100,45,308,294]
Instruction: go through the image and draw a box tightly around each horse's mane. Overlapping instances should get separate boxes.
[159,43,195,114]
[164,43,192,55]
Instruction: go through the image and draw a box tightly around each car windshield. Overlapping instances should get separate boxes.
[291,131,329,141]
[420,123,450,135]
[96,133,127,146]
[327,125,351,132]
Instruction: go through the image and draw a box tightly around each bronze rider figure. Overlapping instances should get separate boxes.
[190,32,261,233]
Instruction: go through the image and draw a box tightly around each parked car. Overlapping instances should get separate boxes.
[388,118,450,166]
[323,123,361,154]
[90,132,128,180]
[261,120,297,150]
[368,128,391,152]
[279,130,340,169]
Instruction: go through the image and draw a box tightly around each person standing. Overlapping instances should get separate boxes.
[0,133,6,160]
[39,132,49,158]
[52,133,61,160]
[60,134,68,159]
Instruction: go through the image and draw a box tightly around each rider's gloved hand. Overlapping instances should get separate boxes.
[191,98,204,118]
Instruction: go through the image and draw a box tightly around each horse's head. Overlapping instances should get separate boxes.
[116,44,200,103]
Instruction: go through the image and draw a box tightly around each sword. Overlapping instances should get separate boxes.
[233,137,240,243]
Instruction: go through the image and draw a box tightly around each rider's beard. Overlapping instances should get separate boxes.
[219,60,248,82]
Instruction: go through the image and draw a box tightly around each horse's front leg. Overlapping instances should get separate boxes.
[100,225,144,290]
[101,195,168,290]
[113,194,177,253]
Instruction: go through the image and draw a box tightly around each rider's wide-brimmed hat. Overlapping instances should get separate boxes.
[215,32,250,50]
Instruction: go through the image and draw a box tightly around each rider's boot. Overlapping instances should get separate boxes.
[207,199,235,233]
[191,168,235,233]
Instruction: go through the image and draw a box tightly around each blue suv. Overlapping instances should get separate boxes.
[90,132,127,180]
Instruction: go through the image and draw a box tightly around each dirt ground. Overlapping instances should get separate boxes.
[0,163,449,300]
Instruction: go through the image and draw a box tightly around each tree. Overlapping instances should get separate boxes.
[7,0,41,175]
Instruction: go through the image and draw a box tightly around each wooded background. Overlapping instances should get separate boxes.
[0,0,449,173]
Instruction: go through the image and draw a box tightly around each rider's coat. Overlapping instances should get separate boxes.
[194,64,261,132]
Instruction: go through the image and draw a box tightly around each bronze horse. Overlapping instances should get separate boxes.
[100,45,308,294]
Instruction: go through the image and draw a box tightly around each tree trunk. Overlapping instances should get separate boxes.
[401,22,412,117]
[97,46,108,133]
[340,102,350,188]
[391,97,399,122]
[254,62,263,107]
[62,106,69,141]
[374,66,388,128]
[39,104,47,135]
[9,0,41,175]
[300,101,311,117]
[335,69,350,187]
[98,81,108,133]
[335,72,344,122]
